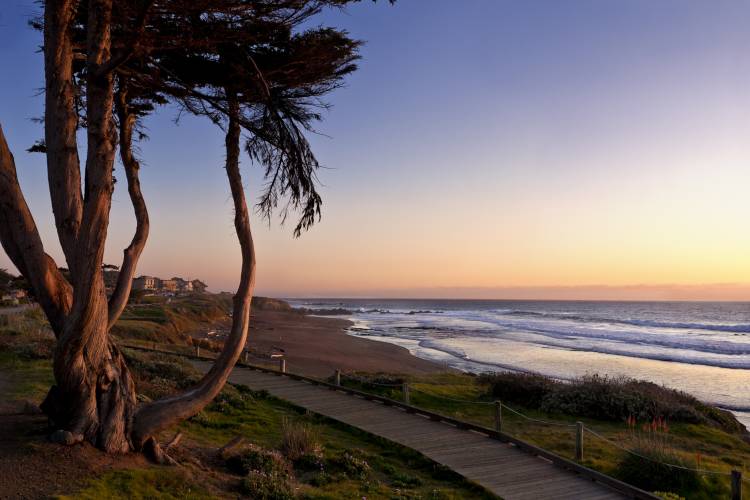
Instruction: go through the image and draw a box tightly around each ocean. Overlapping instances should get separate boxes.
[288,299,750,428]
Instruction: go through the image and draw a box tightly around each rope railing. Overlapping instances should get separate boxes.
[318,366,746,499]
[498,401,578,428]
[583,427,731,476]
[339,372,403,388]
[122,342,745,499]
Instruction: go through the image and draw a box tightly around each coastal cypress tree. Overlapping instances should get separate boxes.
[0,0,369,461]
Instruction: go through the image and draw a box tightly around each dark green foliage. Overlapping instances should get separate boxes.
[479,372,745,433]
[481,371,559,408]
[226,444,295,500]
[328,450,371,480]
[66,1,366,237]
[226,444,292,478]
[207,389,251,414]
[239,470,294,500]
[123,350,202,399]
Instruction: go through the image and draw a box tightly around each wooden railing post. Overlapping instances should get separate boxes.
[575,422,584,462]
[335,369,341,386]
[242,351,248,364]
[402,382,410,404]
[494,401,502,433]
[279,358,286,373]
[195,346,200,358]
[731,470,742,500]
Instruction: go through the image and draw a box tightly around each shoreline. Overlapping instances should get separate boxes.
[243,308,447,378]
[243,306,750,429]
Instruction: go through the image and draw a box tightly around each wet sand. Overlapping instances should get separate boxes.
[244,309,446,378]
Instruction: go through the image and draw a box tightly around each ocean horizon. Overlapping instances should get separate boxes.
[289,298,750,428]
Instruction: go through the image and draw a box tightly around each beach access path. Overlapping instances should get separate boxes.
[192,360,652,500]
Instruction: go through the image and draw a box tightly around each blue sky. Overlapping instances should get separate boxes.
[2,1,750,298]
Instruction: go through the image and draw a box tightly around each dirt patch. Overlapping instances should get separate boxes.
[0,414,148,499]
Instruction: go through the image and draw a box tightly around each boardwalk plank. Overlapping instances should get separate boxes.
[192,362,639,500]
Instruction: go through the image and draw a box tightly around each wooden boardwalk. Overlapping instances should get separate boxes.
[198,362,643,500]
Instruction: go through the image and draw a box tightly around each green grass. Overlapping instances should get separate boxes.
[110,295,232,345]
[338,372,750,500]
[178,380,495,499]
[56,469,216,500]
[3,304,748,499]
[0,350,54,401]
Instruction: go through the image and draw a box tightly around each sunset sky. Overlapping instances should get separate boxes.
[1,1,750,299]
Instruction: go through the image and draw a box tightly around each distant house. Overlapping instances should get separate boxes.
[132,275,205,295]
[133,276,159,291]
[170,277,193,293]
[160,279,178,292]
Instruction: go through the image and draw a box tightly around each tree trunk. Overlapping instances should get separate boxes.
[42,314,138,453]
[39,0,139,455]
[2,2,260,459]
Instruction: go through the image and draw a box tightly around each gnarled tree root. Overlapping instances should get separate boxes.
[142,437,178,465]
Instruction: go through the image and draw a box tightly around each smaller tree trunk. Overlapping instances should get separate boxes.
[131,94,256,453]
[108,83,150,329]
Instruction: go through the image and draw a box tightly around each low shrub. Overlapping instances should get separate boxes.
[124,351,202,399]
[480,372,745,432]
[280,418,321,462]
[239,470,294,500]
[328,450,371,480]
[479,371,559,408]
[226,444,293,478]
[207,389,249,413]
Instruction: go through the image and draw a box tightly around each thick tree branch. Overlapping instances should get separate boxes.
[44,0,84,271]
[132,94,256,448]
[59,0,117,358]
[0,124,72,333]
[108,85,150,329]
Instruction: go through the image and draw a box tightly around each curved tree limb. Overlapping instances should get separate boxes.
[131,93,256,450]
[0,124,72,334]
[108,83,150,329]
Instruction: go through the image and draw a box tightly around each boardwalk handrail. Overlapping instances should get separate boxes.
[121,342,659,499]
[340,370,740,480]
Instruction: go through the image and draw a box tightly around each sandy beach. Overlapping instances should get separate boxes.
[243,309,445,378]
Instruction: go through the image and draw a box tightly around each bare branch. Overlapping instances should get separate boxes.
[108,82,150,329]
[0,124,72,333]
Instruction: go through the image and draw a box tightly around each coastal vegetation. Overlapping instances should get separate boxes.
[2,301,749,498]
[339,371,750,499]
[0,309,494,499]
